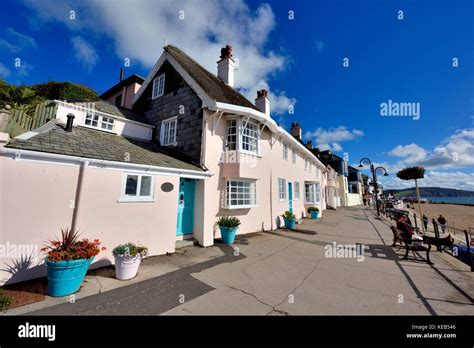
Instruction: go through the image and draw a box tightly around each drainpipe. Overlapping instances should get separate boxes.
[270,167,274,230]
[70,160,89,232]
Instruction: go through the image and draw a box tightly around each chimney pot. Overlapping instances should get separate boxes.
[65,113,75,132]
[217,44,236,87]
[290,121,302,140]
[255,89,270,117]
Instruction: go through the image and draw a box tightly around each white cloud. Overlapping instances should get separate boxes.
[71,36,99,71]
[0,63,11,78]
[23,0,295,114]
[304,126,364,151]
[387,129,474,170]
[0,27,37,53]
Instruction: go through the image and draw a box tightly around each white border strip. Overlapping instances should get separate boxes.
[0,146,212,179]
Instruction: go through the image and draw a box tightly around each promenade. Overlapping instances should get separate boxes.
[5,206,473,315]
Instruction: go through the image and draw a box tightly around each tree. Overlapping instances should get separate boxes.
[397,167,426,231]
[0,80,45,113]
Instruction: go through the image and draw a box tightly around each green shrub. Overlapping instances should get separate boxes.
[112,243,148,258]
[0,288,12,311]
[216,216,241,228]
[31,81,98,100]
[307,206,319,213]
[282,211,295,220]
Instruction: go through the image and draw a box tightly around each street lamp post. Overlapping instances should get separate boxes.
[359,158,389,216]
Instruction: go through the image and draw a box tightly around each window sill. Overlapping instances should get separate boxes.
[224,150,262,158]
[223,204,257,210]
[79,125,116,134]
[118,198,155,203]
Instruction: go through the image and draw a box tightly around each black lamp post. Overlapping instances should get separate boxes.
[359,158,388,216]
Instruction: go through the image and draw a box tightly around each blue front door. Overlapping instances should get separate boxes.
[288,182,293,213]
[176,178,195,236]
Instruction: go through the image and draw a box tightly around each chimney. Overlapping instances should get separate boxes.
[217,45,236,87]
[305,140,313,149]
[290,122,302,140]
[255,89,270,117]
[120,67,124,82]
[65,113,75,132]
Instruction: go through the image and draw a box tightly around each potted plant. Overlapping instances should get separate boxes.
[41,229,105,297]
[308,206,320,219]
[112,243,148,280]
[282,211,296,230]
[216,216,241,244]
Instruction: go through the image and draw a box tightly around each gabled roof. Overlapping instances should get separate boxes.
[134,45,258,111]
[65,99,149,124]
[99,74,144,100]
[6,121,204,172]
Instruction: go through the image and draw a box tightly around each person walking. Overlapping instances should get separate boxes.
[363,197,367,206]
[437,214,447,233]
[422,214,429,231]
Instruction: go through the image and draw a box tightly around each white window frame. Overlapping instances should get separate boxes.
[305,182,321,204]
[282,142,288,160]
[294,182,300,200]
[224,117,260,156]
[120,173,155,202]
[152,73,166,99]
[278,178,286,201]
[225,179,257,209]
[304,158,309,171]
[83,113,115,132]
[160,116,177,146]
[225,119,238,151]
[291,148,296,164]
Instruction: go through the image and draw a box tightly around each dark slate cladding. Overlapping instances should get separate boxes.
[135,61,204,163]
[6,121,203,172]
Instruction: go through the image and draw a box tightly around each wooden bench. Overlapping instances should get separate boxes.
[390,226,433,264]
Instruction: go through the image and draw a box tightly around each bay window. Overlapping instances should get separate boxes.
[305,183,321,204]
[225,118,260,155]
[226,179,257,208]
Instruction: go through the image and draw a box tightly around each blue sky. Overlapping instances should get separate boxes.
[1,0,473,190]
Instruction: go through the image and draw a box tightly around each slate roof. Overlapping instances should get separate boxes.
[65,99,149,124]
[164,45,259,110]
[99,74,144,100]
[6,121,204,172]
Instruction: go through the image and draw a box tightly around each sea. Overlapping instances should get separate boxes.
[424,196,474,205]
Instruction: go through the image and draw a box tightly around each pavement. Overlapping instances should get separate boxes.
[3,206,473,315]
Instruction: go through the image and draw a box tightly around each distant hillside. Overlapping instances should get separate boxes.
[386,187,474,198]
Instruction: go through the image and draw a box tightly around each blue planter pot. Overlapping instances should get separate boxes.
[284,217,296,230]
[220,226,238,244]
[45,257,94,297]
[310,211,319,219]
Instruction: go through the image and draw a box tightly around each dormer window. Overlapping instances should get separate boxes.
[84,113,115,131]
[152,73,165,99]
